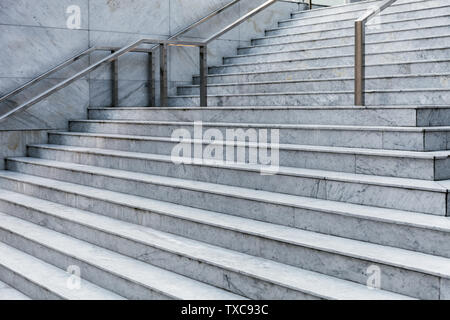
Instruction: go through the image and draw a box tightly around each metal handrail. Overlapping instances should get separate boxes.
[0,39,205,122]
[206,0,278,43]
[355,0,398,105]
[0,0,240,121]
[0,0,309,122]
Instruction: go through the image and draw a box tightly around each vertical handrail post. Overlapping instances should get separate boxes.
[111,50,119,107]
[354,20,365,106]
[148,52,156,107]
[199,45,208,107]
[308,0,312,10]
[160,44,168,107]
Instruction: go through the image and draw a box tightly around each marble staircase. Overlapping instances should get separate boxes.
[0,0,450,300]
[170,0,450,106]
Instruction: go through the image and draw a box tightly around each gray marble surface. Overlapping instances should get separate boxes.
[0,130,48,170]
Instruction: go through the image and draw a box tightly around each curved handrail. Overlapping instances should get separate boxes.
[354,0,399,105]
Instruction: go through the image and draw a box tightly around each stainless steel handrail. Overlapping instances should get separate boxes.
[0,0,240,120]
[0,39,205,122]
[206,0,278,43]
[355,0,398,105]
[0,0,308,122]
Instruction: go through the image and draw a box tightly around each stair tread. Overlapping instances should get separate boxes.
[35,133,450,162]
[181,73,450,87]
[7,155,450,225]
[0,239,124,300]
[172,87,450,98]
[67,120,450,132]
[226,41,450,60]
[268,9,450,32]
[290,0,381,16]
[280,0,434,22]
[0,189,414,300]
[1,170,450,280]
[19,145,450,192]
[203,58,450,76]
[242,31,450,51]
[88,105,450,110]
[0,209,244,300]
[283,0,448,25]
[0,280,30,300]
[255,20,449,42]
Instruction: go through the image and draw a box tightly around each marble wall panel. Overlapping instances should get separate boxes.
[88,0,170,36]
[0,130,49,170]
[0,0,89,29]
[0,0,306,160]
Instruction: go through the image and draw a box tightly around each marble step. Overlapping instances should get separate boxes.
[65,121,450,151]
[220,48,450,71]
[288,0,431,19]
[0,280,30,300]
[240,27,450,55]
[290,0,380,18]
[251,25,450,51]
[169,89,450,107]
[8,152,449,216]
[0,240,124,300]
[181,74,450,95]
[0,178,446,299]
[203,59,450,82]
[289,0,380,19]
[266,6,450,36]
[87,106,450,127]
[0,167,448,262]
[27,141,450,180]
[0,211,243,300]
[224,37,450,65]
[253,16,450,45]
[0,191,412,300]
[282,1,449,28]
[1,169,448,265]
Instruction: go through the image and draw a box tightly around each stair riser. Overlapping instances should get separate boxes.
[0,227,174,300]
[289,0,441,19]
[87,108,447,127]
[254,28,354,45]
[205,61,450,82]
[2,183,449,277]
[280,9,364,28]
[267,19,356,37]
[284,2,450,28]
[65,123,449,151]
[28,141,448,181]
[253,24,449,45]
[241,37,355,55]
[8,154,448,216]
[0,202,322,300]
[241,29,450,55]
[0,264,62,300]
[170,90,450,109]
[290,0,380,19]
[0,180,440,300]
[181,76,450,95]
[225,38,450,64]
[268,9,450,36]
